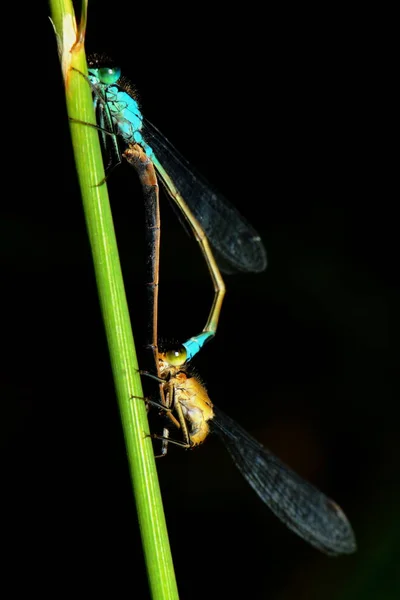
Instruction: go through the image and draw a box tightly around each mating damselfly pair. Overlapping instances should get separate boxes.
[75,54,356,556]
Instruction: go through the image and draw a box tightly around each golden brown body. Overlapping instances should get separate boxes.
[158,350,214,447]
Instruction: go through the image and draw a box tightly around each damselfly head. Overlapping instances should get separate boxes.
[88,54,140,107]
[87,53,121,86]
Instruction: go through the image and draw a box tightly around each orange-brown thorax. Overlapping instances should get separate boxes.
[159,353,214,446]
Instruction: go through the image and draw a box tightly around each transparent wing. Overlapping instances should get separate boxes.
[142,118,267,274]
[92,89,121,172]
[211,406,356,555]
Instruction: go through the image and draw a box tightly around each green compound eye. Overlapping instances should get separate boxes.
[164,346,187,367]
[97,66,121,85]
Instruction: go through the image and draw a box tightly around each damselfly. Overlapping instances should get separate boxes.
[145,343,357,556]
[84,54,267,361]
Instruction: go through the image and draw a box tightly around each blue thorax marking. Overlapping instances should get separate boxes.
[88,69,153,158]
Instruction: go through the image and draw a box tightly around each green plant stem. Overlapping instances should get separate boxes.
[49,1,179,598]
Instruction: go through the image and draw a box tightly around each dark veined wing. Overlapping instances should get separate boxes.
[211,406,356,555]
[142,118,267,274]
[92,87,121,173]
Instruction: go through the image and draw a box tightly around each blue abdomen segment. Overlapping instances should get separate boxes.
[183,332,213,362]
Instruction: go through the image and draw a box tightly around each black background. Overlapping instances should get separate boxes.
[1,2,398,598]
